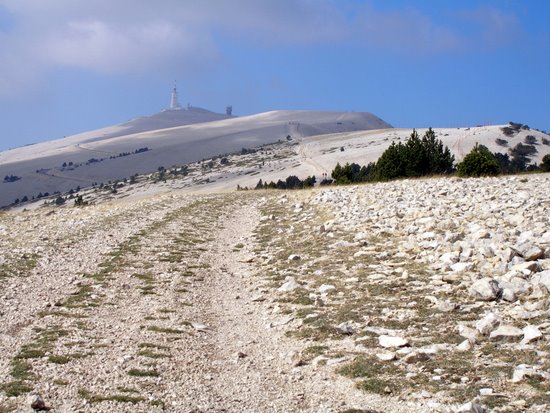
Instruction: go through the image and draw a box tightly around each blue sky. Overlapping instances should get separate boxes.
[0,0,548,151]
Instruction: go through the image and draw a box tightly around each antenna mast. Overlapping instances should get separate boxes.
[170,81,181,110]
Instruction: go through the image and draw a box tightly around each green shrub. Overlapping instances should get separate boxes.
[495,138,508,147]
[524,135,537,145]
[457,144,499,177]
[371,128,454,181]
[331,162,372,184]
[541,154,550,172]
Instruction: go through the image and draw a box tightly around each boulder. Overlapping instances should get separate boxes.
[511,364,547,383]
[451,262,474,272]
[437,300,459,312]
[501,289,516,302]
[30,395,49,412]
[278,277,300,292]
[454,401,487,413]
[475,312,501,335]
[521,325,542,345]
[336,321,355,335]
[513,243,544,261]
[456,340,472,352]
[469,278,501,301]
[472,229,490,240]
[512,261,540,275]
[401,351,430,364]
[489,325,523,341]
[379,335,409,348]
[499,278,531,297]
[376,351,396,361]
[457,325,478,343]
[440,252,459,265]
[319,284,336,294]
[534,270,550,294]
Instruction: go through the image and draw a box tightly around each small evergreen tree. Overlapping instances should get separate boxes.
[285,175,303,189]
[371,141,407,181]
[456,144,499,177]
[493,152,513,174]
[420,128,455,174]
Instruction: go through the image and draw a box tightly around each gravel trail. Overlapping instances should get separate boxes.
[1,193,398,413]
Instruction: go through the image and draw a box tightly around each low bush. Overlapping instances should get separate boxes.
[456,144,499,177]
[524,135,537,145]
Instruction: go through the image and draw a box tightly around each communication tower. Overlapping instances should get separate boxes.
[170,82,181,110]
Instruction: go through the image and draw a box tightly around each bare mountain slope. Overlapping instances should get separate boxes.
[0,109,391,207]
[94,106,233,142]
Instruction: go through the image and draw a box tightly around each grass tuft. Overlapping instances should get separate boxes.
[128,368,160,377]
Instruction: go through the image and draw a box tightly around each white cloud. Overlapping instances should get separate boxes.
[0,0,525,99]
[42,20,202,73]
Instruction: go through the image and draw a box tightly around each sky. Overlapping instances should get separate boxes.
[0,0,548,151]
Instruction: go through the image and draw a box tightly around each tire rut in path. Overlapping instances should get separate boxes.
[182,197,367,413]
[180,199,311,412]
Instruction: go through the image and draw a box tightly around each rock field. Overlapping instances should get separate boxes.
[0,173,549,412]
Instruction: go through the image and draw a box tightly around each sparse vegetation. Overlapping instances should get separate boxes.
[254,175,316,190]
[147,325,185,334]
[524,135,537,145]
[78,388,146,404]
[128,368,160,377]
[3,174,21,183]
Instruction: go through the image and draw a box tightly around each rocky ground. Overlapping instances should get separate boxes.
[0,173,549,413]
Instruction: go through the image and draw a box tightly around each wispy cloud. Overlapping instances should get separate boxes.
[0,0,527,99]
[457,6,524,50]
[353,6,462,54]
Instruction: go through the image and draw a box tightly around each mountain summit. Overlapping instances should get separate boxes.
[0,107,391,207]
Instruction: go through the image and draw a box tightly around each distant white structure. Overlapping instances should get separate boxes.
[170,82,182,110]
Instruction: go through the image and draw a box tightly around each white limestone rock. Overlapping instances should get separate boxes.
[451,262,474,272]
[379,335,409,348]
[521,325,542,345]
[489,325,523,341]
[336,321,355,335]
[191,322,209,332]
[501,289,516,302]
[475,312,501,335]
[440,251,459,265]
[454,401,487,413]
[376,351,396,361]
[512,261,540,275]
[457,325,478,343]
[469,278,501,301]
[278,277,300,292]
[319,284,336,294]
[456,339,472,352]
[513,243,544,261]
[511,364,548,383]
[533,270,550,294]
